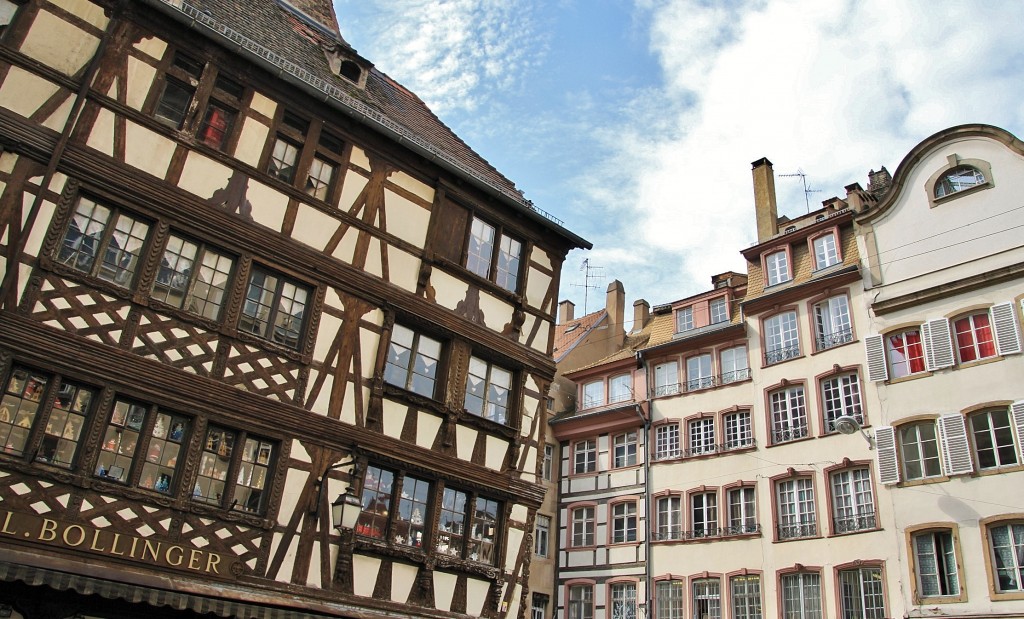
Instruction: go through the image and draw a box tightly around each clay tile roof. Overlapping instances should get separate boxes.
[553,310,606,363]
[163,0,527,207]
[563,319,654,375]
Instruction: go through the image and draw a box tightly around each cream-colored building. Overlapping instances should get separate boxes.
[550,128,1024,619]
[856,124,1024,618]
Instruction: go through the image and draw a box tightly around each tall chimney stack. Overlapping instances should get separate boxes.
[632,299,650,332]
[752,157,779,243]
[606,280,625,349]
[558,300,575,323]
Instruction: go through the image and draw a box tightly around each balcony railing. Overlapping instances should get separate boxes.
[724,437,756,450]
[721,523,761,536]
[654,439,756,462]
[765,344,801,365]
[686,376,715,391]
[720,367,751,384]
[816,328,853,351]
[771,425,808,444]
[653,448,681,461]
[777,521,817,540]
[833,512,876,533]
[652,523,762,541]
[654,383,681,397]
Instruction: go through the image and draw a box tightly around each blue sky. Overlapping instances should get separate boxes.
[333,0,1024,324]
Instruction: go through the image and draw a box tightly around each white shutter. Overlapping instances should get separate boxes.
[1011,401,1024,463]
[875,426,900,484]
[992,302,1022,356]
[937,414,974,476]
[923,319,955,370]
[865,335,888,382]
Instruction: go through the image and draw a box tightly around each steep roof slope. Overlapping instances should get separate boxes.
[147,0,590,250]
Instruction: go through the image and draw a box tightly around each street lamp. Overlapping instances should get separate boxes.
[834,415,875,449]
[331,488,362,531]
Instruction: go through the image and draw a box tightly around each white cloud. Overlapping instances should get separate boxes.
[567,0,1024,308]
[333,0,1024,312]
[334,0,543,116]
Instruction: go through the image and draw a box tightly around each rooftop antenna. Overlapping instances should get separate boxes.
[779,169,821,213]
[572,258,604,314]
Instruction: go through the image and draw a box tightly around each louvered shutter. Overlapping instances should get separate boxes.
[991,302,1022,356]
[937,414,973,476]
[923,319,955,370]
[865,335,888,382]
[875,426,900,484]
[1011,401,1024,463]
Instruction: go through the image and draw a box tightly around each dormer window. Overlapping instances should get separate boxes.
[926,155,994,205]
[765,250,790,286]
[676,306,694,332]
[812,232,839,270]
[935,165,985,198]
[339,60,361,83]
[710,297,728,324]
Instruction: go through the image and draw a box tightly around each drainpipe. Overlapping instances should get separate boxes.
[635,351,652,618]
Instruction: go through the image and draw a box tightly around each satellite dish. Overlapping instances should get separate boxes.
[834,415,862,435]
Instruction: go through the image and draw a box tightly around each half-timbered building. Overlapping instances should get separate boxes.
[0,0,588,617]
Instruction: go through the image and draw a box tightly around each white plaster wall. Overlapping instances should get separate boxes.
[383,190,430,247]
[20,10,100,76]
[352,554,382,597]
[0,67,59,119]
[869,137,1024,293]
[124,121,176,180]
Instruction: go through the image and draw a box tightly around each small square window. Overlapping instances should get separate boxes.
[384,325,442,398]
[464,357,512,424]
[240,266,311,350]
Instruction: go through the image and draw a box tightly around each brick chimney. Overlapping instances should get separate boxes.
[867,167,892,198]
[632,299,650,332]
[558,300,575,323]
[606,280,625,349]
[752,158,779,243]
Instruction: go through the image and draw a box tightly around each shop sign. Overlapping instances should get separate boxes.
[0,507,242,579]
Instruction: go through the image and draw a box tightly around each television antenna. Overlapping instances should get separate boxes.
[572,259,604,314]
[779,169,821,213]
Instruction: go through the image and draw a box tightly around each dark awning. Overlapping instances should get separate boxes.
[0,561,337,619]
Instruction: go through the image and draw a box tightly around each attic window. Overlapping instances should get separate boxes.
[815,214,825,222]
[935,165,985,198]
[565,324,580,333]
[784,225,797,234]
[339,60,361,83]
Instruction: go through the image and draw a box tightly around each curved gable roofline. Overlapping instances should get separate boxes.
[856,123,1024,225]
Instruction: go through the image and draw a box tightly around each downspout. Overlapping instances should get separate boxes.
[635,350,652,618]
